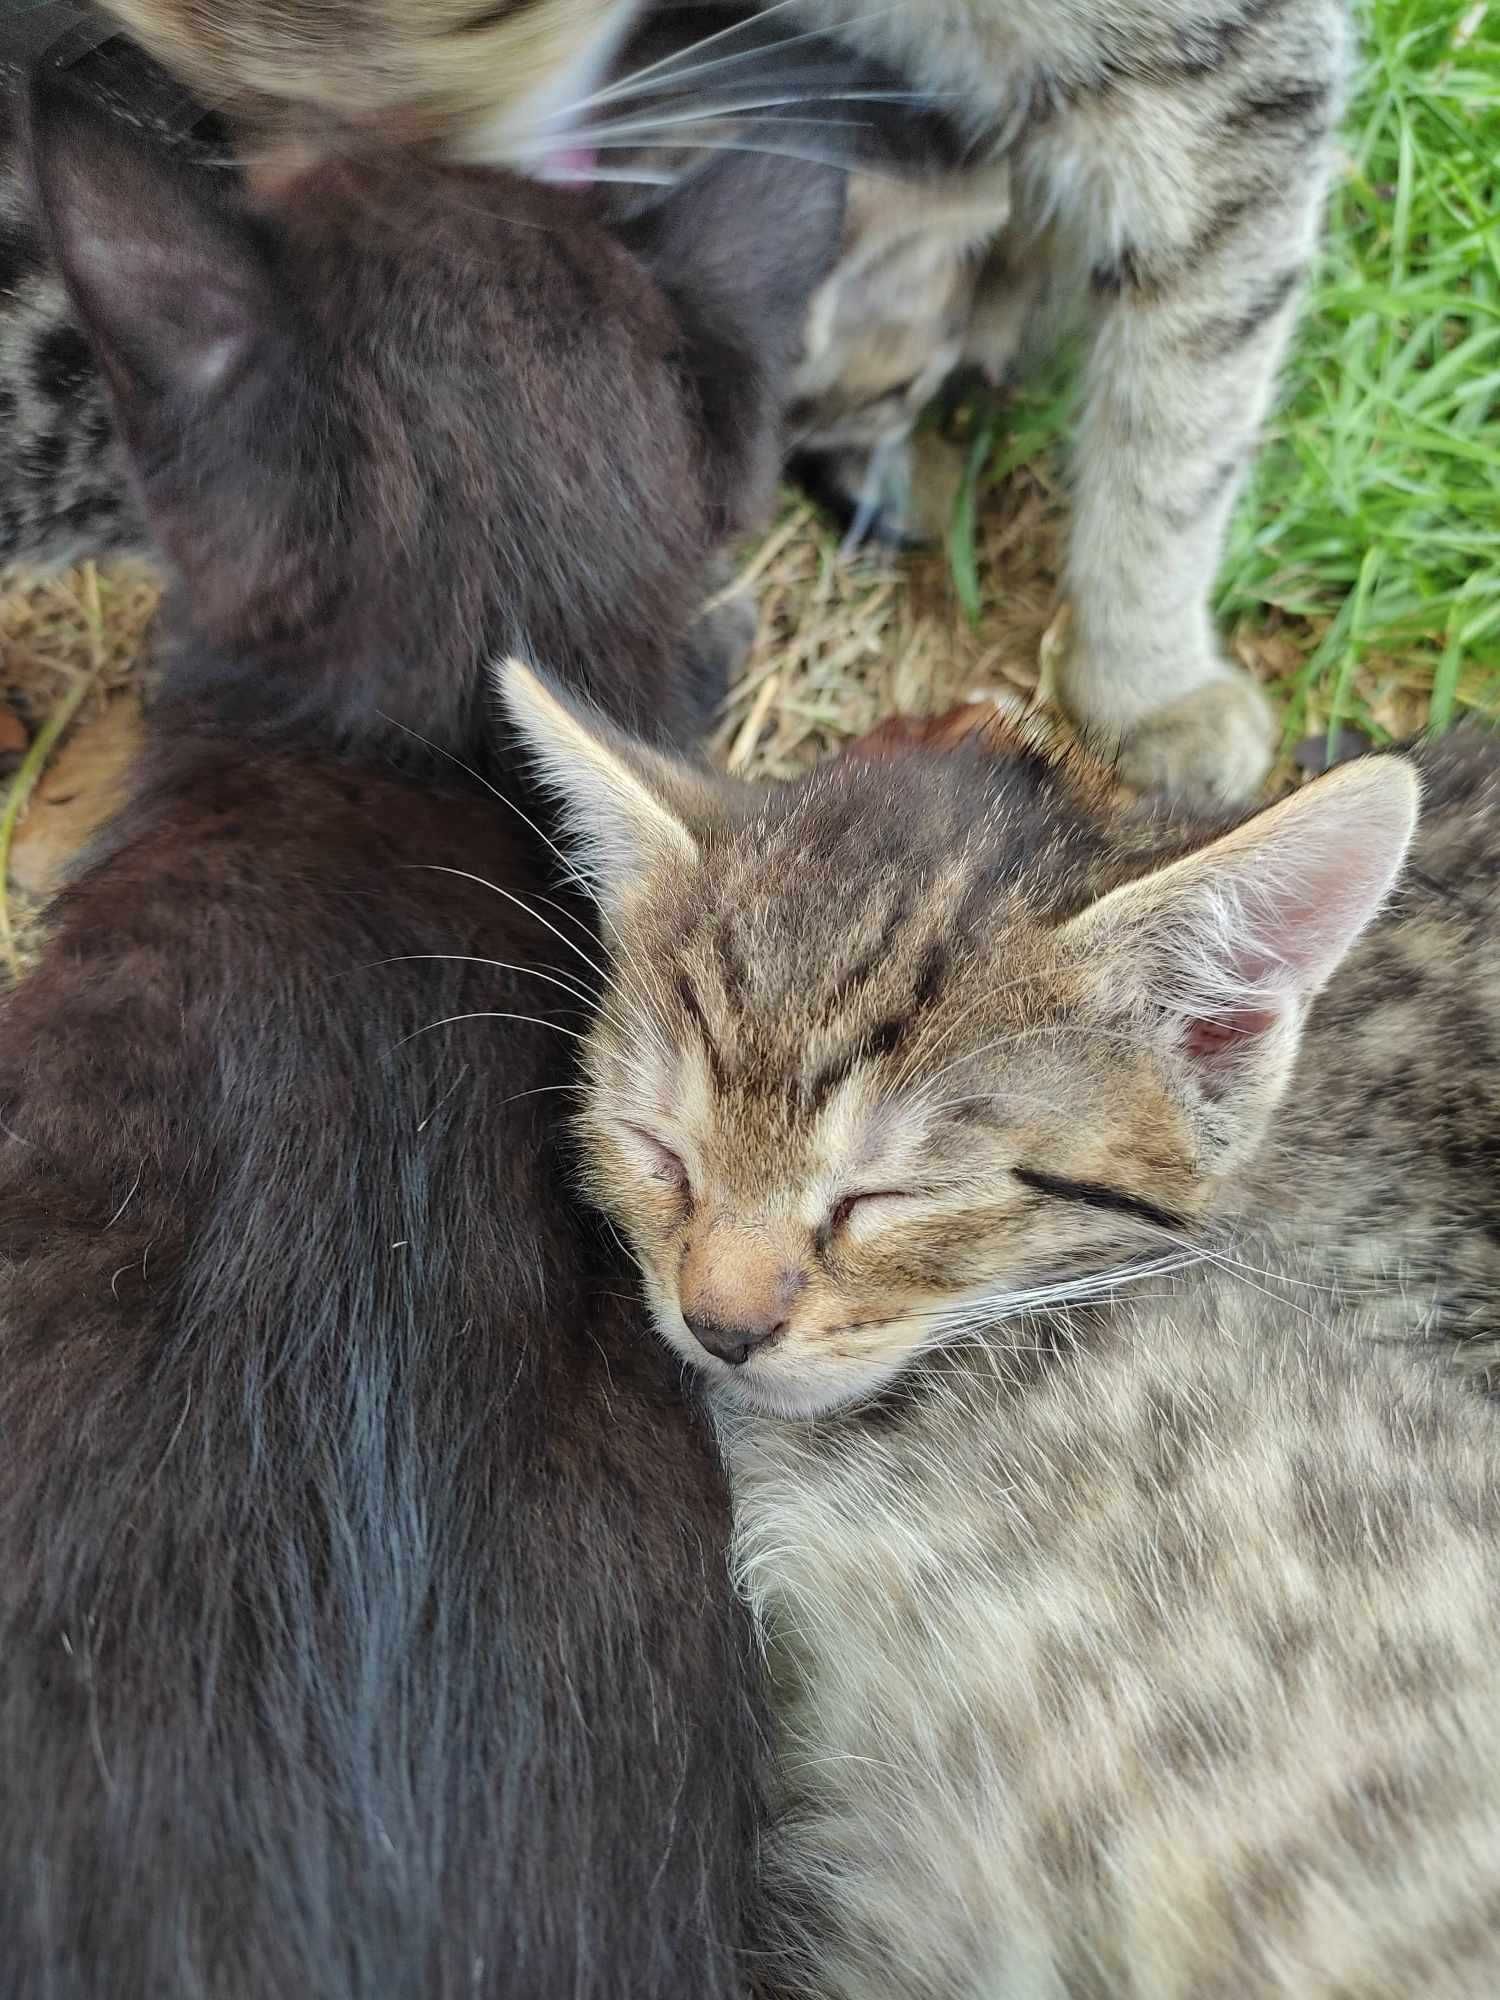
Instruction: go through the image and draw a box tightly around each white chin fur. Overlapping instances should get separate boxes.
[710,1347,916,1423]
[647,1291,920,1421]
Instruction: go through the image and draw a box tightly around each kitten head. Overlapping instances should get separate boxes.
[501,664,1418,1418]
[24,66,843,749]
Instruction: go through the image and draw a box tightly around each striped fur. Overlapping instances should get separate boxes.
[507,675,1500,1994]
[788,0,1349,797]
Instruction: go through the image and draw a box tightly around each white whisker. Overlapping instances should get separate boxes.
[580,132,888,176]
[939,1250,1210,1337]
[382,703,678,1046]
[406,864,671,1052]
[391,1011,589,1051]
[573,164,678,186]
[362,951,637,1045]
[557,0,818,119]
[415,1062,470,1132]
[530,89,937,155]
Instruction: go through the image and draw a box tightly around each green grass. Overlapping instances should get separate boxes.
[954,0,1500,746]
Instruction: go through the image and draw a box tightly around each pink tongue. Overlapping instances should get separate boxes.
[542,145,597,187]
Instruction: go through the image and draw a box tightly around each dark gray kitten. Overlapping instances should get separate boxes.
[0,58,842,2000]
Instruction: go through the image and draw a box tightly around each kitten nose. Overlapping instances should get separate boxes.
[682,1309,786,1368]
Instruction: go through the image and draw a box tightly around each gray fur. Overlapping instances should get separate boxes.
[728,1262,1500,1998]
[784,0,1349,798]
[0,97,139,568]
[0,32,215,568]
[1246,728,1500,1387]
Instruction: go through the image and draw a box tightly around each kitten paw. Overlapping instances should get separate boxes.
[1112,674,1275,805]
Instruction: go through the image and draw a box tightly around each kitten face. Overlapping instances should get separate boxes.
[576,748,1212,1417]
[504,667,1418,1421]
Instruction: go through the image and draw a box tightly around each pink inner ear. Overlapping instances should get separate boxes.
[1183,1007,1281,1063]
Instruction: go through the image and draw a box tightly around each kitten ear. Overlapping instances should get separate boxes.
[621,152,846,531]
[25,69,275,414]
[630,151,846,377]
[497,659,730,909]
[1060,757,1419,1158]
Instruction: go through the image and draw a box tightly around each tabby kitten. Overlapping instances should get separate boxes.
[0,68,839,1997]
[502,666,1500,1994]
[779,0,1348,804]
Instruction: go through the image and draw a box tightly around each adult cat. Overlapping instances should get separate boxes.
[0,68,840,1999]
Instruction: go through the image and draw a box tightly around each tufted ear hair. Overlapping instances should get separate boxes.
[496,658,743,912]
[1059,755,1420,1164]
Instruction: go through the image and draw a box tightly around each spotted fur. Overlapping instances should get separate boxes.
[722,1265,1500,1998]
[503,674,1500,1993]
[0,29,224,568]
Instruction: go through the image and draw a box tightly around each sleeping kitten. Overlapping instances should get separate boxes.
[0,68,840,1997]
[840,702,1500,1393]
[81,0,1349,802]
[500,666,1500,1993]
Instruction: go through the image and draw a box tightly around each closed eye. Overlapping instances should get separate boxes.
[828,1189,917,1235]
[1011,1167,1190,1235]
[622,1124,691,1196]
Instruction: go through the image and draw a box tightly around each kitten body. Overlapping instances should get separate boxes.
[0,74,840,1997]
[785,0,1348,798]
[501,670,1500,1995]
[723,1263,1500,1999]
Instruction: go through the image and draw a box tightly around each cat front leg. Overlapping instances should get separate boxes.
[1040,14,1347,802]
